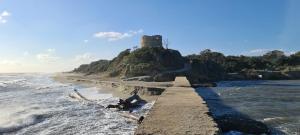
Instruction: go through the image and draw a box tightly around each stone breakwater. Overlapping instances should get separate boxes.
[135,77,219,135]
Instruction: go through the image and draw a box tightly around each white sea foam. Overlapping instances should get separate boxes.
[76,87,113,100]
[0,82,7,87]
[262,117,284,122]
[0,79,27,88]
[0,74,153,135]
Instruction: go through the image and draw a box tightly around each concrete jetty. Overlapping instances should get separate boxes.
[135,77,219,135]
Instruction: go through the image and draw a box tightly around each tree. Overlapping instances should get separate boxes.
[263,50,286,67]
[163,38,169,49]
[199,49,226,65]
[287,51,300,66]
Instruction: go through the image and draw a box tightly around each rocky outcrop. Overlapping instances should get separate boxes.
[285,70,300,79]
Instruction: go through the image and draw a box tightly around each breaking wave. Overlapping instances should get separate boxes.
[0,114,48,134]
[0,73,154,135]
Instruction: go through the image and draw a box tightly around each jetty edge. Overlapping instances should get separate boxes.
[135,76,219,135]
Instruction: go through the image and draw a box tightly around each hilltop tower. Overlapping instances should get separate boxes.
[141,35,163,48]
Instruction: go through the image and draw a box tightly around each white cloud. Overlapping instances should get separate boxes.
[1,11,11,17]
[244,49,295,56]
[36,54,60,62]
[247,49,271,56]
[0,59,21,65]
[285,51,296,56]
[73,53,96,64]
[36,49,60,63]
[47,48,55,53]
[0,10,11,24]
[84,40,89,43]
[1,20,7,24]
[94,29,143,41]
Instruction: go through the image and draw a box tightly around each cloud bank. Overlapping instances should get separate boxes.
[94,29,143,41]
[244,49,296,56]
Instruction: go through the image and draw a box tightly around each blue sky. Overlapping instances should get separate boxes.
[0,0,299,72]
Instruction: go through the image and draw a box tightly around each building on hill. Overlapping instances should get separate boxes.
[141,35,163,48]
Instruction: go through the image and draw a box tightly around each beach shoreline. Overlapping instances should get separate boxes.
[52,72,174,102]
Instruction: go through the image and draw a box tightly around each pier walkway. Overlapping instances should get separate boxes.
[135,76,219,135]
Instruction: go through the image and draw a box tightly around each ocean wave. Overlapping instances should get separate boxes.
[0,79,27,88]
[0,114,48,134]
[0,83,7,87]
[0,74,154,135]
[35,84,69,90]
[262,117,284,122]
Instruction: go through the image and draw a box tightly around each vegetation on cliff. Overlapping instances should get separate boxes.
[73,60,110,74]
[73,47,300,82]
[186,49,300,81]
[73,47,185,78]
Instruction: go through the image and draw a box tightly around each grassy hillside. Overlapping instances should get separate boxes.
[73,47,185,78]
[73,60,110,74]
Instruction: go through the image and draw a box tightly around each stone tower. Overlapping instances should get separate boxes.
[141,35,163,48]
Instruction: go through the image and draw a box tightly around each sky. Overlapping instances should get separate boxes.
[0,0,299,73]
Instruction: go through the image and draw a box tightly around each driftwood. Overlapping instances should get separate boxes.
[69,88,145,123]
[74,89,94,101]
[120,112,139,121]
[68,89,92,102]
[120,113,145,124]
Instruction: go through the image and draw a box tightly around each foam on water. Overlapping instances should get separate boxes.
[76,87,113,100]
[0,73,153,135]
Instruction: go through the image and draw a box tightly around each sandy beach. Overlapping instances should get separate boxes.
[52,73,173,102]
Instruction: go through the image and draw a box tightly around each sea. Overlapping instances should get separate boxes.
[197,80,300,135]
[0,73,153,135]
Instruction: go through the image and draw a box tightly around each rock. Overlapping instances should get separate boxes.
[215,114,270,134]
[153,73,176,82]
[285,70,300,79]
